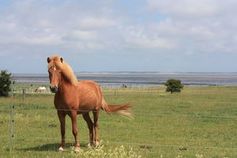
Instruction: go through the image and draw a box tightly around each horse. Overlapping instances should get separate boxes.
[47,55,131,152]
[35,86,47,93]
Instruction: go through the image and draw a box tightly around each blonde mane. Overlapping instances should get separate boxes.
[48,55,78,85]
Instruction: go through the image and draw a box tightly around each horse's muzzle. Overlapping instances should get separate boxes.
[50,86,58,93]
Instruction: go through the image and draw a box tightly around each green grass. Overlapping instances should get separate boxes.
[0,86,237,157]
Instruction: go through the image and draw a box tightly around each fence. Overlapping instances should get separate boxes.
[1,88,237,157]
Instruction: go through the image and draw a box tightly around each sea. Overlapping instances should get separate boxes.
[12,72,237,88]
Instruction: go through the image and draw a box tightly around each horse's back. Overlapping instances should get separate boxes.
[77,80,103,110]
[78,80,101,92]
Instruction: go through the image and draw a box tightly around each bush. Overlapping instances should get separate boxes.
[165,79,184,93]
[0,70,12,97]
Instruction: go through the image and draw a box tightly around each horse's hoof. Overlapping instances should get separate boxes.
[95,141,100,147]
[58,147,64,152]
[74,146,80,152]
[87,143,92,148]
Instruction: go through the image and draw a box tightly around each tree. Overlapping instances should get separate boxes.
[0,70,12,97]
[165,79,184,94]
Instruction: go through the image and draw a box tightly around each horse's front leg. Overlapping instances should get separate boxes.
[70,110,80,151]
[57,110,66,151]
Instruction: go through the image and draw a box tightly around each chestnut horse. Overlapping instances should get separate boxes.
[47,55,131,151]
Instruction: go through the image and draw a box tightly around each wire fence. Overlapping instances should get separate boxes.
[0,86,237,157]
[11,85,163,95]
[0,103,237,157]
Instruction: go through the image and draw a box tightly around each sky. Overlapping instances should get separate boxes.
[0,0,237,73]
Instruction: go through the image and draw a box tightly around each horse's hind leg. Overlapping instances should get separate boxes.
[93,110,100,146]
[82,113,94,147]
[57,111,66,151]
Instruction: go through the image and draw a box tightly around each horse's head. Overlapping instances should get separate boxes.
[47,57,63,93]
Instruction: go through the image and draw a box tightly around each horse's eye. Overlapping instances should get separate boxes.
[47,57,51,63]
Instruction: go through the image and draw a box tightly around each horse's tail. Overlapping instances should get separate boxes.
[101,99,132,118]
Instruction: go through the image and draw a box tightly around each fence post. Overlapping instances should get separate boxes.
[22,89,26,101]
[9,105,15,153]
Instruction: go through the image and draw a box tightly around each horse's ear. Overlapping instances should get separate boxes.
[60,57,64,63]
[47,57,51,63]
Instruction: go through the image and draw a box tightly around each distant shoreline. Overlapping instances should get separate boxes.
[11,72,237,87]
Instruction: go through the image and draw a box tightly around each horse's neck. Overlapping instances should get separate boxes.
[59,76,76,92]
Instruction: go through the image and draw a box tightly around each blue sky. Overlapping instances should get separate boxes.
[0,0,237,73]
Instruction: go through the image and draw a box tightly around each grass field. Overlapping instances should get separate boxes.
[0,86,237,157]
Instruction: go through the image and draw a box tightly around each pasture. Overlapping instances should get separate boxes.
[0,86,237,157]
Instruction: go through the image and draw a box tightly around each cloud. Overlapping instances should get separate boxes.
[0,0,237,73]
[63,30,98,41]
[147,0,220,18]
[1,0,236,56]
[120,25,176,49]
[0,0,119,53]
[78,17,117,30]
[146,0,237,54]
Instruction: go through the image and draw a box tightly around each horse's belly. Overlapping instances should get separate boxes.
[78,102,97,113]
[78,92,100,110]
